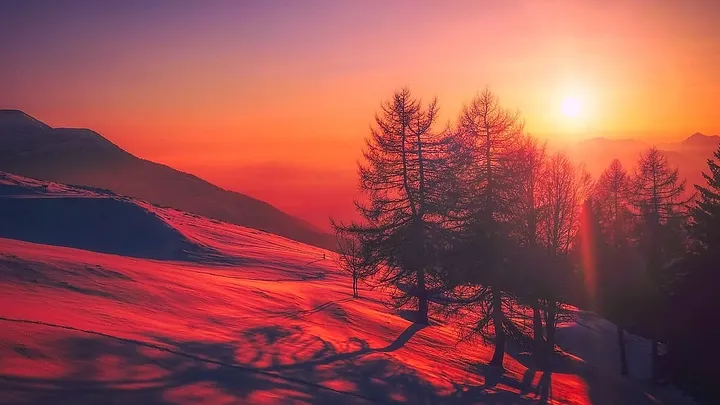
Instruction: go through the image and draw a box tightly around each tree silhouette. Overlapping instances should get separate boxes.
[334,88,449,324]
[689,144,720,252]
[448,88,525,367]
[536,152,593,354]
[509,137,549,358]
[594,159,634,375]
[334,230,375,298]
[596,159,633,247]
[666,144,720,401]
[630,147,690,383]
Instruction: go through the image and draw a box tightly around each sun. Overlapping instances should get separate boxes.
[561,96,582,118]
[555,84,595,134]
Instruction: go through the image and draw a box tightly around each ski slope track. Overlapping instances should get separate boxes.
[0,173,696,404]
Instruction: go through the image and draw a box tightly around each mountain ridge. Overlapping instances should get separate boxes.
[0,109,51,130]
[681,132,720,147]
[0,109,335,250]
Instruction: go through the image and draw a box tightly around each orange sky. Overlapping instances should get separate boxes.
[2,0,719,227]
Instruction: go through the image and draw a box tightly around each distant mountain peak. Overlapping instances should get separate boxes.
[682,132,720,146]
[0,109,51,130]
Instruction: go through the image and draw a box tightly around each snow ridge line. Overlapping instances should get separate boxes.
[0,316,394,405]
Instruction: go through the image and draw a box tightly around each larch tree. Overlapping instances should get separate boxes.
[596,159,633,248]
[594,159,634,375]
[509,136,549,358]
[333,88,449,325]
[450,88,525,367]
[537,152,593,354]
[334,230,374,298]
[630,147,690,383]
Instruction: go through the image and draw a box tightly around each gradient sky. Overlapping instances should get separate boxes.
[2,0,719,226]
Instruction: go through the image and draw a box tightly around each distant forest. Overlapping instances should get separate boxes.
[334,88,720,403]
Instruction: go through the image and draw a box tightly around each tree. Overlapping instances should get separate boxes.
[509,136,549,358]
[449,88,525,367]
[630,147,690,383]
[664,249,720,402]
[593,159,635,375]
[665,144,720,401]
[536,153,593,354]
[334,88,449,325]
[688,144,720,252]
[595,159,633,247]
[334,230,374,298]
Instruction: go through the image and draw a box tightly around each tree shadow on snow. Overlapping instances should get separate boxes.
[0,319,661,405]
[502,337,662,405]
[0,321,485,404]
[0,332,372,405]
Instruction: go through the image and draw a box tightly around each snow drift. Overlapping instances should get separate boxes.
[0,173,211,260]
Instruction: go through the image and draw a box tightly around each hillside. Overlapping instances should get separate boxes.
[0,110,335,250]
[0,174,695,405]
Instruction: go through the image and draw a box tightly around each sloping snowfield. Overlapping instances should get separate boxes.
[0,173,695,404]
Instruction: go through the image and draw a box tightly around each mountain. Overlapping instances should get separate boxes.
[680,132,720,149]
[0,110,335,250]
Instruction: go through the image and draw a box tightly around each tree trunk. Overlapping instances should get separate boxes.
[533,303,545,360]
[489,287,506,367]
[416,268,429,324]
[353,276,359,298]
[537,371,551,403]
[617,326,628,375]
[544,303,557,356]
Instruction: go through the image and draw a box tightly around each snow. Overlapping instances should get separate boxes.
[0,174,696,404]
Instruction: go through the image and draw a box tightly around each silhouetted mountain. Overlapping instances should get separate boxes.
[0,110,336,250]
[680,132,720,148]
[0,109,51,130]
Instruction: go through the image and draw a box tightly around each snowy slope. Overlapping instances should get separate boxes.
[0,110,336,250]
[0,175,695,405]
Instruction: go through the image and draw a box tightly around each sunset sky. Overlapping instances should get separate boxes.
[2,0,719,227]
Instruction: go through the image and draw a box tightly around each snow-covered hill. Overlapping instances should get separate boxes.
[0,174,695,404]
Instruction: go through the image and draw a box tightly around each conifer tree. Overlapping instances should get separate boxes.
[449,88,525,367]
[334,88,449,324]
[666,144,720,400]
[594,159,634,375]
[689,145,720,251]
[631,147,690,383]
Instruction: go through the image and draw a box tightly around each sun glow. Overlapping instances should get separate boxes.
[554,86,596,137]
[561,96,583,118]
